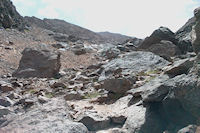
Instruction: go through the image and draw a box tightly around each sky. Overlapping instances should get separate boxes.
[12,0,200,38]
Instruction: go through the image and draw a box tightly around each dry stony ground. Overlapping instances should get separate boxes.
[0,27,98,75]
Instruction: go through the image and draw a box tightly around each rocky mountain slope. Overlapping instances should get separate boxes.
[0,0,24,29]
[98,31,132,44]
[1,0,200,133]
[24,17,135,44]
[24,17,104,43]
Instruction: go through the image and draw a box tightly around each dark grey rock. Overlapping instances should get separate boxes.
[175,17,196,53]
[53,33,69,42]
[99,51,169,81]
[71,44,86,55]
[148,40,181,58]
[99,46,120,59]
[0,97,13,107]
[164,57,195,77]
[13,44,61,78]
[0,0,24,29]
[0,106,11,117]
[138,27,177,50]
[77,112,111,131]
[103,77,133,94]
[64,91,84,101]
[52,42,69,49]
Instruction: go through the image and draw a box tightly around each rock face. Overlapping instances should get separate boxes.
[139,27,177,50]
[175,17,196,53]
[0,0,24,29]
[13,44,61,78]
[192,7,200,54]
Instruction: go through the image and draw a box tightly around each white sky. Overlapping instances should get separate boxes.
[12,0,200,38]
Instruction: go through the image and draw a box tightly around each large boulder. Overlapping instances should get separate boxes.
[123,104,166,133]
[125,74,198,133]
[164,57,195,77]
[13,44,61,78]
[148,40,181,58]
[138,27,177,50]
[99,51,170,81]
[163,74,200,119]
[191,7,200,54]
[0,0,24,29]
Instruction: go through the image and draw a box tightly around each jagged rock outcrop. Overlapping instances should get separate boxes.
[138,27,177,49]
[13,44,61,78]
[175,17,196,53]
[0,0,24,29]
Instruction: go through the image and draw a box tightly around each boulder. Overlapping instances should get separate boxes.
[163,74,200,118]
[138,27,177,50]
[77,112,111,131]
[53,33,69,42]
[103,77,133,94]
[164,57,195,77]
[125,73,200,133]
[64,91,84,101]
[71,44,86,55]
[117,38,142,52]
[52,42,69,49]
[13,44,61,78]
[99,51,170,81]
[0,106,11,117]
[128,75,170,103]
[0,97,13,107]
[98,43,120,59]
[148,40,181,58]
[0,81,14,92]
[123,105,166,133]
[98,47,120,59]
